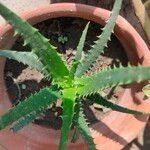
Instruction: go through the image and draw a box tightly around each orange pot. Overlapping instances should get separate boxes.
[0,3,150,150]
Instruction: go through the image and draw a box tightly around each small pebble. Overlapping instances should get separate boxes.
[21,84,27,90]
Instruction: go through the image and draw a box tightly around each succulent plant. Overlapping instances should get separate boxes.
[0,0,150,149]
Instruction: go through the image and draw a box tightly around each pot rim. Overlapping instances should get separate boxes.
[0,3,150,150]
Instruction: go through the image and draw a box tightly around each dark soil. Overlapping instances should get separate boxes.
[4,17,128,130]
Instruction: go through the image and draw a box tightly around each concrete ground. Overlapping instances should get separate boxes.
[0,0,50,24]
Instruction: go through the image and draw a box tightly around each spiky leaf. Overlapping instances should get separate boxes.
[70,22,90,78]
[75,0,123,77]
[0,50,48,74]
[90,94,148,115]
[11,109,43,133]
[74,99,96,150]
[0,86,59,130]
[76,65,150,96]
[0,2,69,82]
[59,88,76,150]
[75,22,90,61]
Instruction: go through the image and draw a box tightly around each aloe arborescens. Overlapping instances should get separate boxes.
[0,1,150,150]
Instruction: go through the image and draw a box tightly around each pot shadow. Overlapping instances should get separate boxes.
[92,120,128,146]
[83,100,128,146]
[123,119,150,150]
[86,83,150,148]
[129,82,150,122]
[86,82,150,148]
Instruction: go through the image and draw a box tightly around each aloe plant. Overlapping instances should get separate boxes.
[0,1,150,149]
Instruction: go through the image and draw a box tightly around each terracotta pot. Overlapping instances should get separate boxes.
[0,3,150,150]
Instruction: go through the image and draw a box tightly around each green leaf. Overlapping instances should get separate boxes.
[0,86,59,130]
[75,0,123,77]
[90,94,148,115]
[76,65,150,96]
[75,22,90,61]
[0,2,69,82]
[74,99,96,150]
[70,22,90,78]
[0,50,48,74]
[59,88,76,150]
[11,109,43,133]
[143,84,150,97]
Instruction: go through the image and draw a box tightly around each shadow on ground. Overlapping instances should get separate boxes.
[123,118,150,150]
